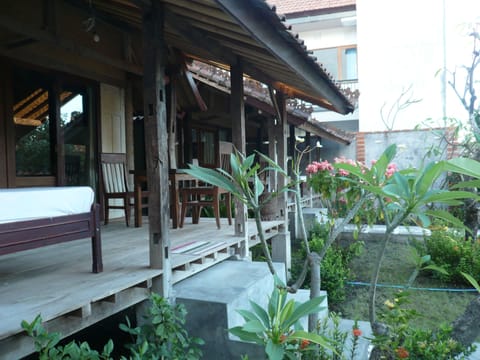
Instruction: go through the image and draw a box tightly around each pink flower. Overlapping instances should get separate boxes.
[306,164,318,174]
[338,169,350,176]
[385,163,397,178]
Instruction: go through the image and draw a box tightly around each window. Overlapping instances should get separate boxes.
[313,45,357,81]
[10,66,96,187]
[191,127,218,168]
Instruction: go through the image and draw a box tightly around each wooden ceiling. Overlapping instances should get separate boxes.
[83,0,354,115]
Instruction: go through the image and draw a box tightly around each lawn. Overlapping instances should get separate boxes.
[334,238,478,330]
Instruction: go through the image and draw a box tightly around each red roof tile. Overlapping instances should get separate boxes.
[267,0,355,16]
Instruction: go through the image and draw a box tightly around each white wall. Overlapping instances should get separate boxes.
[357,0,480,131]
[289,11,359,125]
[100,83,127,220]
[101,83,126,153]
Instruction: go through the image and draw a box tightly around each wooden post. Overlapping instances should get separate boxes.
[230,57,248,256]
[142,2,171,297]
[125,77,134,190]
[168,77,177,169]
[272,91,291,278]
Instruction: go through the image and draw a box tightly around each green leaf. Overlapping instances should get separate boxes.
[451,179,480,189]
[256,151,289,177]
[424,209,467,232]
[372,144,397,182]
[243,319,266,333]
[237,309,263,323]
[423,264,449,275]
[289,330,335,352]
[183,166,237,194]
[415,161,445,195]
[277,300,295,327]
[416,212,431,227]
[460,272,480,293]
[265,339,284,360]
[102,340,114,356]
[393,172,410,197]
[445,157,480,179]
[284,295,326,328]
[333,163,371,184]
[254,175,265,199]
[423,190,477,204]
[249,301,271,328]
[229,327,264,345]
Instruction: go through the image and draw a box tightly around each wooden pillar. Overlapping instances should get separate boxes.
[125,77,134,189]
[168,77,177,169]
[272,91,291,278]
[230,57,248,255]
[142,2,171,297]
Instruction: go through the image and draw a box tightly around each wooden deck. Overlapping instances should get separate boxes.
[0,217,283,359]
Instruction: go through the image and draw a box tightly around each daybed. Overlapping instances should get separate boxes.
[0,186,103,273]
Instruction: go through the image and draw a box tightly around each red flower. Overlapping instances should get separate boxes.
[300,339,310,349]
[352,328,362,337]
[279,334,287,343]
[395,347,409,358]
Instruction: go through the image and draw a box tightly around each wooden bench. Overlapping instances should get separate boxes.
[0,187,103,273]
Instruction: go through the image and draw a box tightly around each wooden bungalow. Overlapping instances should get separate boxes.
[0,0,353,358]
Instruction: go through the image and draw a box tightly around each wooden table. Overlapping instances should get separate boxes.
[131,169,196,229]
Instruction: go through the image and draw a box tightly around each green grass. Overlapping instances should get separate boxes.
[334,239,478,330]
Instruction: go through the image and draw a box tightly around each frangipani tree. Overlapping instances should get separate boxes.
[183,150,294,277]
[332,144,479,330]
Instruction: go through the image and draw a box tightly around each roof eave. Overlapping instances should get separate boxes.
[214,0,354,115]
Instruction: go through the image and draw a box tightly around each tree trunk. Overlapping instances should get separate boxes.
[451,295,480,347]
[463,197,478,242]
[308,252,321,332]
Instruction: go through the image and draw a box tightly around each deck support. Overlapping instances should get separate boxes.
[230,57,248,258]
[142,2,171,297]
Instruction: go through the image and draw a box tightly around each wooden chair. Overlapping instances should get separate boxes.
[179,141,233,229]
[100,153,148,227]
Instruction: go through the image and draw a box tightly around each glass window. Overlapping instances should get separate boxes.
[313,45,357,81]
[342,47,358,80]
[13,69,53,177]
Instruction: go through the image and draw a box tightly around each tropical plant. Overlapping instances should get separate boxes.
[229,275,331,360]
[369,291,476,360]
[22,292,203,360]
[184,144,338,332]
[330,144,477,330]
[184,149,294,276]
[22,314,114,360]
[120,293,204,360]
[311,313,362,360]
[291,223,363,307]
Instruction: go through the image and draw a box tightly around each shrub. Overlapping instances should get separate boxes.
[370,291,476,359]
[422,225,480,285]
[291,223,363,307]
[120,293,204,360]
[22,292,203,360]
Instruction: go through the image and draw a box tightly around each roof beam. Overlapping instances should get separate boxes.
[0,13,143,75]
[164,8,237,65]
[215,0,353,114]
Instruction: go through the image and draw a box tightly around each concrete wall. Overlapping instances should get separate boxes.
[361,128,450,170]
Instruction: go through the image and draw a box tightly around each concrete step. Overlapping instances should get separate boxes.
[174,259,328,359]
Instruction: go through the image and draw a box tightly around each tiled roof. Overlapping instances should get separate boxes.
[266,0,355,16]
[188,61,355,145]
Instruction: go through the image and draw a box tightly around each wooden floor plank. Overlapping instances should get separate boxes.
[0,216,282,358]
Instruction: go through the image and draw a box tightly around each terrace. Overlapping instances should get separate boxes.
[0,217,284,359]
